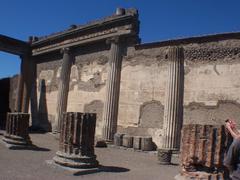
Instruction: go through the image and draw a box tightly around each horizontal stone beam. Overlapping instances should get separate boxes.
[0,34,30,55]
[31,8,139,56]
[31,26,134,56]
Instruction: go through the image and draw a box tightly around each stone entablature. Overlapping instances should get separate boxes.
[31,8,139,56]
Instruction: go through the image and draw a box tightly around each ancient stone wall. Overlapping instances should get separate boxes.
[117,37,240,147]
[34,45,109,135]
[34,34,240,147]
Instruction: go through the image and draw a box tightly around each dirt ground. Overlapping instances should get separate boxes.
[0,131,180,180]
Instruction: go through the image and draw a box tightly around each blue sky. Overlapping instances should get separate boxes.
[1,0,240,78]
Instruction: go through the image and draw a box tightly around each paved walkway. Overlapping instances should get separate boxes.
[0,131,180,180]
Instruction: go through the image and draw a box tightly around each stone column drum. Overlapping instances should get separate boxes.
[53,112,99,168]
[3,113,32,148]
[54,48,72,132]
[175,124,232,180]
[102,37,123,142]
[114,133,125,146]
[158,46,184,164]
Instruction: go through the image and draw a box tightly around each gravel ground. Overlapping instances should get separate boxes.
[0,131,180,180]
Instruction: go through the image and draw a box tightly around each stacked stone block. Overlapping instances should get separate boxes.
[122,135,133,148]
[114,134,154,151]
[114,133,125,146]
[3,113,32,148]
[133,136,141,150]
[53,112,99,169]
[176,124,232,180]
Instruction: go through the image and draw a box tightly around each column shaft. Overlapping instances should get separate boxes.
[54,48,72,132]
[102,38,122,141]
[162,46,184,150]
[15,55,32,113]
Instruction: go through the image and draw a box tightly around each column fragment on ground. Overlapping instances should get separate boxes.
[158,46,184,164]
[3,112,32,148]
[102,37,123,142]
[53,112,99,168]
[175,124,232,180]
[54,48,72,132]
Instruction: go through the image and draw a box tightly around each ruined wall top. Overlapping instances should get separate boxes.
[136,32,240,49]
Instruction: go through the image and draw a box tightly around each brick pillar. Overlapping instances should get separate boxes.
[3,113,32,148]
[16,55,32,113]
[102,37,123,142]
[53,48,72,132]
[175,124,232,180]
[158,46,184,164]
[53,112,99,168]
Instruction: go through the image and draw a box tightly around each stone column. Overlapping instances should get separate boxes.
[53,48,72,132]
[158,46,184,164]
[3,112,32,148]
[102,37,123,142]
[53,112,99,168]
[16,55,32,113]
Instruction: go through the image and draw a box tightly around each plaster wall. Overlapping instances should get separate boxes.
[33,37,240,147]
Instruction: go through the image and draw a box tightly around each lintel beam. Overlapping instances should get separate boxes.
[0,34,30,55]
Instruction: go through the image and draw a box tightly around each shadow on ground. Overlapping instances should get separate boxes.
[73,165,130,176]
[7,144,51,151]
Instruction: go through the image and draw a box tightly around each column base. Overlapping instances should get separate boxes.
[158,149,172,165]
[2,134,32,149]
[53,151,99,169]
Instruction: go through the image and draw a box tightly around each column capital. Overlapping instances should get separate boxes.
[166,46,184,59]
[106,36,122,45]
[60,47,70,54]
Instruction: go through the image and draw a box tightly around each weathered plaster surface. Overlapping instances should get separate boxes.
[33,36,240,147]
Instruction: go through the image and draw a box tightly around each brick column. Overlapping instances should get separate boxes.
[102,37,123,142]
[3,113,32,148]
[53,112,99,168]
[175,124,232,180]
[158,46,184,164]
[15,55,32,113]
[53,48,72,132]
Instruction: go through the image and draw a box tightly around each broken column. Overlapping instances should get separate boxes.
[3,113,32,148]
[175,124,232,180]
[53,112,99,169]
[158,46,184,164]
[102,36,123,142]
[54,48,73,132]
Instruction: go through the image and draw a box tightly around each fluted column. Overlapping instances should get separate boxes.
[158,46,184,164]
[53,48,72,132]
[102,37,123,142]
[53,112,99,168]
[3,112,32,148]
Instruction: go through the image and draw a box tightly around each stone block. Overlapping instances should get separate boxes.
[122,134,133,148]
[141,136,153,151]
[133,136,141,150]
[114,133,124,146]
